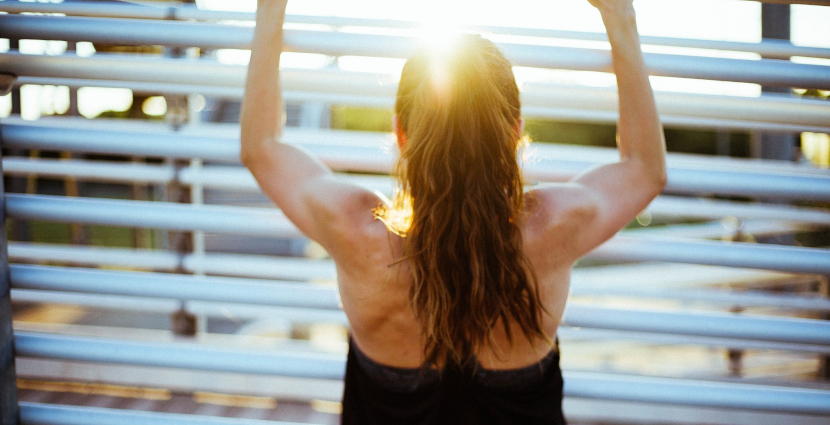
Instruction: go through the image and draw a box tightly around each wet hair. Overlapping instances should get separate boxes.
[376,34,548,368]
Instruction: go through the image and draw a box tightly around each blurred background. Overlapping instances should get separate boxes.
[1,0,829,424]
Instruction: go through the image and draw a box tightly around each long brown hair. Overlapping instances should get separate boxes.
[376,35,549,368]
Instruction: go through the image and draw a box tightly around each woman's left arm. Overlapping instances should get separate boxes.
[240,0,377,250]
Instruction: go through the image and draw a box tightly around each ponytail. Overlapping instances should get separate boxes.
[376,35,548,367]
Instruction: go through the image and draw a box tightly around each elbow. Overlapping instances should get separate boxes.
[239,133,262,169]
[239,147,254,169]
[652,167,668,196]
[240,145,254,169]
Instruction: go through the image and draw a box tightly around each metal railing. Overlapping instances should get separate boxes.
[2,14,829,90]
[4,121,830,201]
[2,0,830,60]
[11,264,830,346]
[12,333,830,415]
[4,53,830,133]
[2,3,830,424]
[6,193,830,274]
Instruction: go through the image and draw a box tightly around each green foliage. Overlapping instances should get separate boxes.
[331,106,394,132]
[26,221,71,244]
[524,119,616,147]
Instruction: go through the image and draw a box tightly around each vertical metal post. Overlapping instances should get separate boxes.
[7,12,28,244]
[756,4,795,162]
[2,6,22,418]
[821,278,830,380]
[9,37,20,117]
[165,0,199,337]
[0,120,21,424]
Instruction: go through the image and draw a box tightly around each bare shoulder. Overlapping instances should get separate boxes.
[302,177,388,262]
[523,183,599,264]
[526,183,599,229]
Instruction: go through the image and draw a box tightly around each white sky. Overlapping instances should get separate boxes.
[2,0,830,119]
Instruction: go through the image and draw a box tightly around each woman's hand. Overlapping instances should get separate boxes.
[533,0,666,261]
[587,0,636,24]
[586,0,634,15]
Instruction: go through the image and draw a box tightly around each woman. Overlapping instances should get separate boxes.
[241,0,666,423]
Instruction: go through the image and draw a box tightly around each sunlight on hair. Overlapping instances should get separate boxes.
[418,28,463,105]
[414,0,467,58]
[373,190,412,237]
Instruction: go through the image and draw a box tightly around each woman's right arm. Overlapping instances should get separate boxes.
[533,0,667,261]
[240,0,379,254]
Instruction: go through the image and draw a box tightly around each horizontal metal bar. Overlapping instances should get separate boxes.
[646,196,830,226]
[12,77,830,135]
[522,82,830,132]
[15,372,830,425]
[529,160,830,203]
[0,157,389,196]
[8,194,830,274]
[8,242,336,282]
[12,241,830,312]
[6,157,830,226]
[4,191,828,271]
[562,371,830,415]
[588,236,830,275]
[5,194,303,238]
[557,327,830,355]
[14,332,346,379]
[12,288,830,353]
[11,289,349,325]
[10,264,340,310]
[9,54,830,133]
[9,250,830,315]
[14,288,830,352]
[12,242,829,311]
[2,1,829,60]
[4,121,830,201]
[564,303,830,346]
[1,16,828,89]
[13,264,830,345]
[3,157,178,186]
[624,219,805,239]
[0,2,178,20]
[14,333,830,414]
[740,0,830,5]
[19,402,307,425]
[575,287,830,312]
[8,54,829,131]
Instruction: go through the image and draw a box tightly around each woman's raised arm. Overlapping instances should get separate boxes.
[240,0,378,252]
[532,0,667,262]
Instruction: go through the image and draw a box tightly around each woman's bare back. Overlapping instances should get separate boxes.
[338,188,578,370]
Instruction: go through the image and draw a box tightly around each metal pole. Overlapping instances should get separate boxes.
[2,3,830,60]
[3,54,830,132]
[13,333,830,414]
[3,123,830,201]
[1,15,828,90]
[0,119,20,424]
